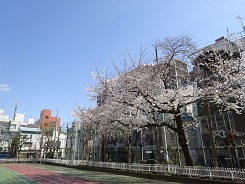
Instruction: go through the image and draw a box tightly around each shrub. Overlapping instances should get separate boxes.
[139,160,146,164]
[145,159,158,165]
[162,160,174,165]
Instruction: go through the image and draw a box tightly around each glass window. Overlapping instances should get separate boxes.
[225,121,231,131]
[45,116,49,119]
[228,111,233,121]
[51,122,56,127]
[223,112,229,121]
[169,132,176,144]
[230,120,235,130]
[200,117,208,133]
[216,122,225,131]
[215,113,224,122]
[10,124,16,129]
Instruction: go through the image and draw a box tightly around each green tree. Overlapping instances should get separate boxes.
[42,128,54,158]
[10,134,28,158]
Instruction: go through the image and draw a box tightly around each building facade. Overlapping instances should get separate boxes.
[38,109,60,130]
[193,29,245,168]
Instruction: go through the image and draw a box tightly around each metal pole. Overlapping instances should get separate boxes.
[141,130,144,160]
[176,132,181,166]
[162,126,169,162]
[29,135,32,158]
[53,109,58,159]
[74,121,78,160]
[161,111,169,163]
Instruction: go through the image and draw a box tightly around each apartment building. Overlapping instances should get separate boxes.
[0,109,11,155]
[36,109,67,159]
[0,108,66,159]
[193,30,245,168]
[38,109,60,130]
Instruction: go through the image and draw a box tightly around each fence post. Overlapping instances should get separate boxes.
[231,171,234,181]
[209,167,212,179]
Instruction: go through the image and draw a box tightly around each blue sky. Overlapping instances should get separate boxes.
[0,0,245,127]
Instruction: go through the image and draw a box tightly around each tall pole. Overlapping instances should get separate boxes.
[155,47,159,62]
[237,16,245,30]
[162,126,169,162]
[29,135,32,158]
[65,123,69,160]
[13,101,18,120]
[155,46,169,163]
[141,130,144,160]
[74,121,78,160]
[57,127,61,158]
[54,109,58,159]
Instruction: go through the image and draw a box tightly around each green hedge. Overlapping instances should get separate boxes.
[145,159,158,165]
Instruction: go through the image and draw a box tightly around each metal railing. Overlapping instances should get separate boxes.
[1,158,245,181]
[0,158,32,163]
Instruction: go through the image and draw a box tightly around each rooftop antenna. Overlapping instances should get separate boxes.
[226,28,232,50]
[13,101,18,120]
[237,15,245,31]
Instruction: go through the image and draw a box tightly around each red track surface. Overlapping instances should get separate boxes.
[3,164,102,184]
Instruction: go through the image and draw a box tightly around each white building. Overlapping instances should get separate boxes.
[19,126,42,158]
[0,109,11,153]
[40,127,67,159]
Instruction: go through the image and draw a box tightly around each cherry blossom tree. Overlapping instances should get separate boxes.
[84,35,198,165]
[76,34,245,166]
[74,103,145,162]
[194,49,245,167]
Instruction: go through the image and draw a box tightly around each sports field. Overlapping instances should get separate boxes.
[0,163,181,184]
[0,163,102,184]
[0,163,231,184]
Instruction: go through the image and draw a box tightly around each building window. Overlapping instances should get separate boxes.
[44,123,48,127]
[169,132,176,144]
[10,125,16,129]
[51,122,56,127]
[45,116,49,119]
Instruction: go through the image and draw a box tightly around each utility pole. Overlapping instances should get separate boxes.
[155,46,169,164]
[237,15,245,31]
[53,109,58,159]
[13,101,18,120]
[57,127,61,158]
[65,123,69,160]
[73,120,78,160]
[29,135,32,158]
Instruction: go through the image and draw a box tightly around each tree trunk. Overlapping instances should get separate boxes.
[127,133,132,163]
[154,126,161,164]
[175,114,194,166]
[101,139,105,162]
[101,134,108,162]
[205,102,218,167]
